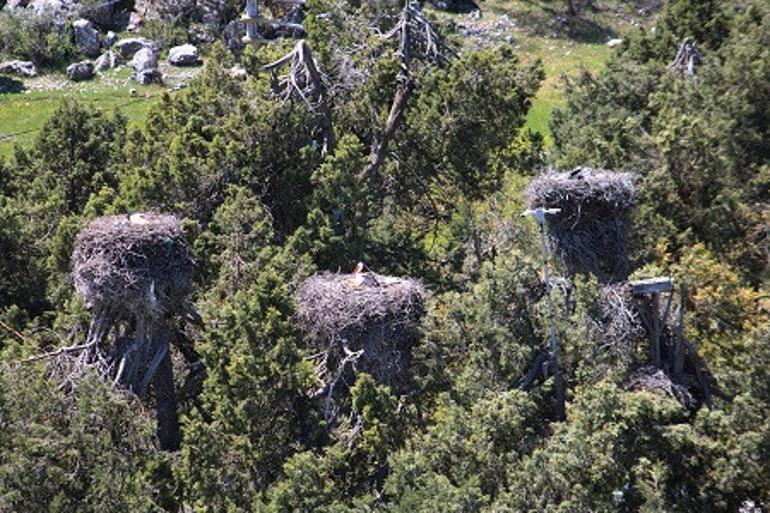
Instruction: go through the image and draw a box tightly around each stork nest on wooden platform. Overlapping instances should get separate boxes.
[72,214,193,319]
[526,167,636,283]
[296,272,426,420]
[592,281,728,411]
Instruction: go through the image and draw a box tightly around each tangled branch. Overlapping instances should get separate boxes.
[526,167,637,283]
[669,38,701,77]
[265,40,335,154]
[296,271,426,423]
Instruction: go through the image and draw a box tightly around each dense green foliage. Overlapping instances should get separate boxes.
[0,10,78,68]
[0,0,768,511]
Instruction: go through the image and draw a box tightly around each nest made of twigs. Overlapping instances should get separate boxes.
[527,167,636,282]
[72,214,193,318]
[625,365,696,409]
[296,272,426,388]
[600,282,645,351]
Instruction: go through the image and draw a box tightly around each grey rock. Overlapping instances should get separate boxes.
[79,0,134,30]
[168,44,199,66]
[7,0,30,9]
[66,60,95,81]
[606,38,624,48]
[223,20,246,51]
[131,47,157,72]
[0,60,38,77]
[30,0,73,19]
[134,68,162,85]
[115,37,157,60]
[73,18,101,57]
[94,50,117,71]
[103,30,118,48]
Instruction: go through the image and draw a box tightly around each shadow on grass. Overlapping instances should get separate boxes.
[488,0,616,44]
[564,15,616,43]
[0,77,25,94]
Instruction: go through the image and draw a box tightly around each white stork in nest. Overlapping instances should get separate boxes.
[347,261,378,288]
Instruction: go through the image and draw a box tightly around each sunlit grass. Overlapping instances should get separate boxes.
[0,67,179,159]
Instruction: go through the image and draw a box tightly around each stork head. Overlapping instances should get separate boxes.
[353,262,364,275]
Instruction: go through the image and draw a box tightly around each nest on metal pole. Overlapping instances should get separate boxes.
[526,167,637,283]
[296,270,426,422]
[32,213,197,451]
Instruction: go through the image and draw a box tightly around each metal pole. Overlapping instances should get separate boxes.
[539,222,565,421]
[522,207,564,421]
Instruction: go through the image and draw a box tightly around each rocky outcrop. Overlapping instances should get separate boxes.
[67,60,95,81]
[73,18,101,57]
[94,50,117,71]
[79,0,134,30]
[0,60,38,78]
[168,44,199,66]
[134,68,161,85]
[131,47,161,85]
[115,37,157,60]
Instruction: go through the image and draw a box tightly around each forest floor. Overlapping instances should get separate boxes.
[0,0,658,158]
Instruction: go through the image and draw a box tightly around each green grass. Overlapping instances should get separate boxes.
[0,0,647,159]
[520,37,612,144]
[0,66,186,159]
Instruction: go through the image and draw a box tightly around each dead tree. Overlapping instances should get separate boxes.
[264,41,335,155]
[669,38,701,77]
[357,1,451,183]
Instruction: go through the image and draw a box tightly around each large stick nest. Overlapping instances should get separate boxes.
[527,167,637,282]
[625,365,696,409]
[72,214,193,318]
[296,272,426,391]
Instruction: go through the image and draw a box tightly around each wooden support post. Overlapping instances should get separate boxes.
[651,292,661,368]
[631,277,673,369]
[673,285,686,378]
[154,349,181,451]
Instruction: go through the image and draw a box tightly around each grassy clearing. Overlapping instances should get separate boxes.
[0,65,198,159]
[520,36,612,144]
[462,0,654,142]
[0,0,650,159]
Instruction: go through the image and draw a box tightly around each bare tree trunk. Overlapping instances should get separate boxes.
[155,350,181,451]
[357,4,414,183]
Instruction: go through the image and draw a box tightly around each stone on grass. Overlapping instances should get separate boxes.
[94,50,117,71]
[115,37,158,60]
[168,44,199,66]
[67,60,95,81]
[74,19,101,57]
[0,60,38,78]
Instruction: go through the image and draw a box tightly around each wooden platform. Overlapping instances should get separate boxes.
[631,277,673,295]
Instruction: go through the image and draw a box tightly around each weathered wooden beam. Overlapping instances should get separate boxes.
[631,277,673,296]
